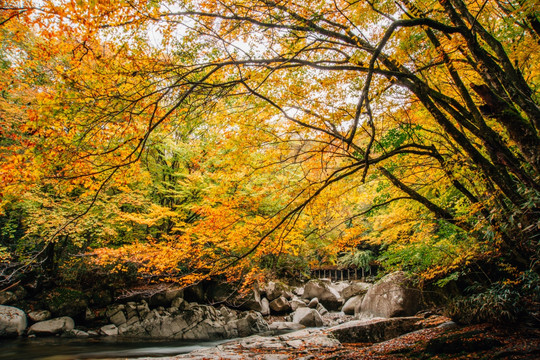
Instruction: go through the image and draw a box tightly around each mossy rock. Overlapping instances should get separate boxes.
[44,288,88,319]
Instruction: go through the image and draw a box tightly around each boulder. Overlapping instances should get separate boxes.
[359,271,422,318]
[176,328,340,359]
[269,296,291,314]
[341,282,371,300]
[171,297,188,310]
[316,303,328,316]
[292,308,323,327]
[100,324,119,336]
[328,316,423,343]
[308,297,319,308]
[0,291,17,305]
[118,304,268,340]
[265,281,292,301]
[260,297,270,316]
[0,305,27,337]
[28,316,74,336]
[28,310,52,322]
[290,298,307,311]
[342,295,364,315]
[231,311,268,338]
[219,305,239,321]
[292,286,304,297]
[302,280,342,310]
[329,281,350,295]
[229,286,263,312]
[149,288,184,307]
[106,304,127,326]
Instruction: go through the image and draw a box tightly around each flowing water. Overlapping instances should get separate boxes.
[0,336,229,360]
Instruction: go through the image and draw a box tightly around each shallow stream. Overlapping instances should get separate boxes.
[0,336,229,360]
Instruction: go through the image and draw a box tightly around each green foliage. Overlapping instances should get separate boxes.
[44,287,88,317]
[374,124,423,153]
[259,253,310,281]
[338,250,374,279]
[446,273,540,324]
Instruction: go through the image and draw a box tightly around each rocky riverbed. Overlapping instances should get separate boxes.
[3,273,416,340]
[2,272,538,359]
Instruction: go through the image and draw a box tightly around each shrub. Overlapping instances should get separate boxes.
[446,281,525,324]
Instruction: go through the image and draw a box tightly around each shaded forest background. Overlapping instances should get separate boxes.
[0,0,539,322]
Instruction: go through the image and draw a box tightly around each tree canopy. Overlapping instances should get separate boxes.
[0,0,538,292]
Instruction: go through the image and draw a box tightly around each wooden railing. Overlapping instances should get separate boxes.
[310,265,377,281]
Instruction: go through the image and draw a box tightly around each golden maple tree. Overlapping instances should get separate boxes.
[0,0,538,289]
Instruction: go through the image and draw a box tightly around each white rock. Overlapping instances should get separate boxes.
[342,295,364,315]
[28,310,51,322]
[0,305,27,337]
[100,324,119,336]
[260,298,270,316]
[292,308,323,327]
[28,316,74,336]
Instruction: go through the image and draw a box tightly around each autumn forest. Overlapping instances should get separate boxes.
[1,0,539,327]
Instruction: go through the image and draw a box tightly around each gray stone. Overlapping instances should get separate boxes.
[109,309,127,326]
[0,305,27,337]
[316,303,328,316]
[342,295,364,315]
[341,282,371,300]
[28,316,74,336]
[265,282,292,301]
[279,328,340,348]
[269,296,291,314]
[329,281,350,295]
[171,297,187,309]
[100,324,119,336]
[95,302,269,340]
[173,328,340,359]
[292,308,323,327]
[137,301,150,319]
[290,298,308,311]
[28,310,51,322]
[230,286,263,312]
[125,303,139,322]
[329,317,423,343]
[302,280,342,310]
[149,289,184,307]
[260,297,270,316]
[308,297,319,308]
[105,304,125,318]
[292,286,304,297]
[219,305,238,321]
[359,271,422,318]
